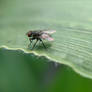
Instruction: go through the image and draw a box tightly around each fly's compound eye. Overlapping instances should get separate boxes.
[28,33,31,37]
[26,31,32,37]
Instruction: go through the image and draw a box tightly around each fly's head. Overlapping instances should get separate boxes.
[26,31,32,37]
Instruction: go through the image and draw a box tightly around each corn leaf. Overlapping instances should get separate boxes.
[0,0,92,78]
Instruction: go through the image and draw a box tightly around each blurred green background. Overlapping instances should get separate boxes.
[0,49,92,92]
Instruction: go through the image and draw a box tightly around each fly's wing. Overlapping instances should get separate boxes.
[40,30,56,34]
[40,34,54,41]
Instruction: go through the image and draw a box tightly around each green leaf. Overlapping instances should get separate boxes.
[1,49,92,92]
[0,48,53,92]
[0,0,92,78]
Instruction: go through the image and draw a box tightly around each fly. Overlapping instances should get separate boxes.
[26,30,56,49]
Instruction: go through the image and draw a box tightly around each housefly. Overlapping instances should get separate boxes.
[26,30,56,49]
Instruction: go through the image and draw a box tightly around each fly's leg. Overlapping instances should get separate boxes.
[39,39,46,49]
[32,39,38,49]
[28,38,33,47]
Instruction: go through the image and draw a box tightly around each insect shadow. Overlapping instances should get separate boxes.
[28,41,52,51]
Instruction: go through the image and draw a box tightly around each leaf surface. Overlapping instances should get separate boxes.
[0,0,92,78]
